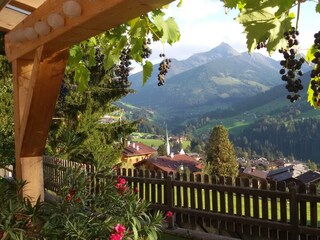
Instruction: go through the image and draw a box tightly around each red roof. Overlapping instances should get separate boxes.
[134,154,202,173]
[122,142,157,157]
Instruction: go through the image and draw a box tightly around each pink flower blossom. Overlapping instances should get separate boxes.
[65,194,72,201]
[75,197,81,203]
[166,211,173,218]
[114,224,126,234]
[109,233,123,240]
[119,178,126,185]
[134,187,139,193]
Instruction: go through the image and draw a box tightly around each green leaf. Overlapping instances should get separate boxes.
[129,17,147,39]
[177,0,183,7]
[306,45,318,62]
[74,62,90,91]
[68,45,83,66]
[236,4,293,53]
[132,225,138,240]
[162,17,180,45]
[103,51,118,70]
[223,0,241,9]
[142,61,153,86]
[316,2,320,13]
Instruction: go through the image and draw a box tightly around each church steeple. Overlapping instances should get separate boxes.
[165,126,170,156]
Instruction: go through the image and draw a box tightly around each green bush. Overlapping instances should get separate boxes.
[0,167,164,240]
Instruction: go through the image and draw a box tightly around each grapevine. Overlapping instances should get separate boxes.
[278,27,304,102]
[308,31,320,107]
[157,53,171,86]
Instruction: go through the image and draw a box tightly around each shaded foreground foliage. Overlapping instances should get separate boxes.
[0,167,164,240]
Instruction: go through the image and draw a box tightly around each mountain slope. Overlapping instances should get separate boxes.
[124,43,283,115]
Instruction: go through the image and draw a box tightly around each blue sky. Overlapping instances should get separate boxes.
[150,0,320,62]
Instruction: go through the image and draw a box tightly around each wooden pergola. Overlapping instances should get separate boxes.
[0,0,174,201]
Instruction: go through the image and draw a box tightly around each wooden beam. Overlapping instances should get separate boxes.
[12,58,34,179]
[20,156,44,202]
[5,0,175,62]
[10,0,45,12]
[19,47,69,157]
[0,7,27,32]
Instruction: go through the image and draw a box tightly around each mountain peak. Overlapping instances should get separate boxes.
[184,42,240,67]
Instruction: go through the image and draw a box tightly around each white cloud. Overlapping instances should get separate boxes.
[145,0,318,64]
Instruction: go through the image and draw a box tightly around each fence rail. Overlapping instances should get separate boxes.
[3,157,317,239]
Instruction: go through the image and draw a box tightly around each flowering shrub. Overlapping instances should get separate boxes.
[0,166,164,239]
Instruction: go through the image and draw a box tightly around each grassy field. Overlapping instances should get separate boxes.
[131,132,191,149]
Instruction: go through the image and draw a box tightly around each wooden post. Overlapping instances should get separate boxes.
[20,156,44,201]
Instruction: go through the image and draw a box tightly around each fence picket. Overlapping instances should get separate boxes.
[235,177,243,235]
[309,184,318,240]
[145,170,150,202]
[203,174,211,227]
[151,171,156,204]
[270,180,278,239]
[252,179,259,237]
[189,173,196,225]
[225,177,234,232]
[182,173,189,224]
[260,179,269,238]
[278,181,288,239]
[242,178,251,236]
[299,183,307,240]
[156,171,162,204]
[196,174,203,226]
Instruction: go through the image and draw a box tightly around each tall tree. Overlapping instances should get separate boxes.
[205,125,238,178]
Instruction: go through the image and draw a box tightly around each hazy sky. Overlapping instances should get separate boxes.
[150,0,320,62]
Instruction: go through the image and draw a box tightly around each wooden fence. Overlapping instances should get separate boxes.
[40,158,320,239]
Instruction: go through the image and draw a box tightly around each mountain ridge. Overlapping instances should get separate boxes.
[124,42,284,115]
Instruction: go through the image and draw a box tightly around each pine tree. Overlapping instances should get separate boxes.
[205,125,238,178]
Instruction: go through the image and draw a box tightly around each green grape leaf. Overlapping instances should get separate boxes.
[103,48,118,70]
[316,2,320,13]
[162,17,180,45]
[274,0,296,16]
[153,15,180,44]
[129,17,147,39]
[307,77,319,109]
[177,0,183,7]
[306,45,317,62]
[142,60,153,86]
[74,62,90,91]
[130,37,144,63]
[223,0,241,9]
[68,45,83,66]
[237,5,293,53]
[267,13,293,53]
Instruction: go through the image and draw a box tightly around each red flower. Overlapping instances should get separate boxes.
[65,194,72,201]
[69,189,76,196]
[114,224,126,234]
[134,187,139,194]
[75,197,81,203]
[119,178,126,185]
[109,233,124,240]
[166,211,173,218]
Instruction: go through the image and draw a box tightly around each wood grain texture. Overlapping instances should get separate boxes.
[5,0,174,61]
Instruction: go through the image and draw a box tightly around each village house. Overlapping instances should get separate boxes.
[238,166,268,181]
[133,152,202,174]
[267,164,308,184]
[121,141,157,164]
[295,170,320,187]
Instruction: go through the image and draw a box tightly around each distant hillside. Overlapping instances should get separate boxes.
[123,43,284,118]
[187,72,320,137]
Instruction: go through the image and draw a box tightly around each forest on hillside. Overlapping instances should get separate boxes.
[230,117,320,162]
